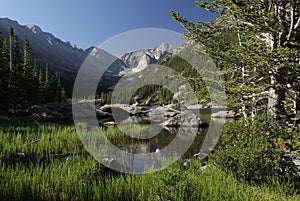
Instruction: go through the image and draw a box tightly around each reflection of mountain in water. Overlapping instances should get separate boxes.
[105,115,233,173]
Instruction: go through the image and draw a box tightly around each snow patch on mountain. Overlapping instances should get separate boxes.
[26,24,42,34]
[47,37,53,45]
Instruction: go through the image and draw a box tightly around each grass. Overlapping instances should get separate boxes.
[0,124,299,201]
[104,124,150,144]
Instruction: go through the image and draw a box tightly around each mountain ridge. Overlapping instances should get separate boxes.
[0,17,178,96]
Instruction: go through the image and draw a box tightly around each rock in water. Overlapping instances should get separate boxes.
[211,110,236,118]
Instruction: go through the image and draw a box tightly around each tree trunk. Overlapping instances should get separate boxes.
[295,92,300,122]
[268,66,288,122]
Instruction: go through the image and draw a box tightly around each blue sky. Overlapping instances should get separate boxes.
[0,0,217,53]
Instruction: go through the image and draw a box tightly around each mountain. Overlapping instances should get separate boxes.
[85,46,127,75]
[0,18,85,75]
[0,18,178,96]
[0,18,128,95]
[119,43,177,75]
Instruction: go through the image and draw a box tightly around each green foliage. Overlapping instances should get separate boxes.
[0,27,67,115]
[104,125,149,146]
[210,115,286,183]
[0,32,10,113]
[0,124,299,201]
[55,77,67,103]
[159,54,211,105]
[132,85,176,105]
[96,91,112,105]
[171,0,300,119]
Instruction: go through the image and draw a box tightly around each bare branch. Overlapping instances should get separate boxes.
[285,6,295,46]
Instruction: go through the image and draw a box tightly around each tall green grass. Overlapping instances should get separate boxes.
[0,124,299,201]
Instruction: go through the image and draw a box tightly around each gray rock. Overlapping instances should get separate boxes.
[29,103,113,122]
[28,103,73,122]
[100,104,149,117]
[161,110,208,128]
[186,104,204,110]
[279,150,300,178]
[95,111,113,119]
[211,110,236,118]
[103,121,117,127]
[119,43,177,76]
[183,159,191,168]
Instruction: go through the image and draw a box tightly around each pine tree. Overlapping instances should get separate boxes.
[12,29,25,112]
[30,57,41,105]
[33,57,38,78]
[23,36,32,76]
[43,63,50,102]
[56,77,66,102]
[171,0,300,123]
[0,32,10,113]
[0,30,4,88]
[21,35,33,107]
[1,28,68,114]
[38,68,44,99]
[9,27,13,72]
[7,27,20,112]
[12,32,22,73]
[44,63,49,89]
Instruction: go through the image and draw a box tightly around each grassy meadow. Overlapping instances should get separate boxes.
[0,121,299,201]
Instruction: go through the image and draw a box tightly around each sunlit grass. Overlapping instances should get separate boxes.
[0,124,299,200]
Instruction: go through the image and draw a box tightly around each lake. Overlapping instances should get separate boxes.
[96,109,234,174]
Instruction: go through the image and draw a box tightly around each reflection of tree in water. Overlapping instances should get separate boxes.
[105,115,232,173]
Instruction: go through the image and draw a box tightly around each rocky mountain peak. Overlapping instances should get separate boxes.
[26,24,42,34]
[156,42,177,53]
[0,18,181,96]
[119,43,177,75]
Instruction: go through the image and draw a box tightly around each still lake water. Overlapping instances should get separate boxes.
[102,109,234,173]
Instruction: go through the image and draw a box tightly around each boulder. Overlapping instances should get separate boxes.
[211,110,236,118]
[160,110,208,128]
[186,104,204,110]
[100,104,150,117]
[103,121,117,127]
[29,103,113,122]
[28,103,73,122]
[279,150,300,179]
[95,111,113,119]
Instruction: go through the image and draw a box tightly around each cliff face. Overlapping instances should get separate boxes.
[119,43,177,75]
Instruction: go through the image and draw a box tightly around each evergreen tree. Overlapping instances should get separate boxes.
[55,77,66,102]
[171,0,300,122]
[0,32,10,113]
[38,68,44,102]
[43,63,50,102]
[33,57,38,78]
[0,27,67,115]
[30,57,41,105]
[23,36,32,76]
[11,29,25,112]
[44,63,49,89]
[9,27,13,72]
[21,35,33,107]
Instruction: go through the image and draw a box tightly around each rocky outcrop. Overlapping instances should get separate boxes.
[119,43,177,76]
[28,103,73,122]
[160,109,208,128]
[211,110,236,118]
[279,150,300,179]
[99,104,150,117]
[94,103,209,129]
[29,103,113,122]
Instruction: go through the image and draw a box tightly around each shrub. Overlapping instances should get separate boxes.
[209,114,285,184]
